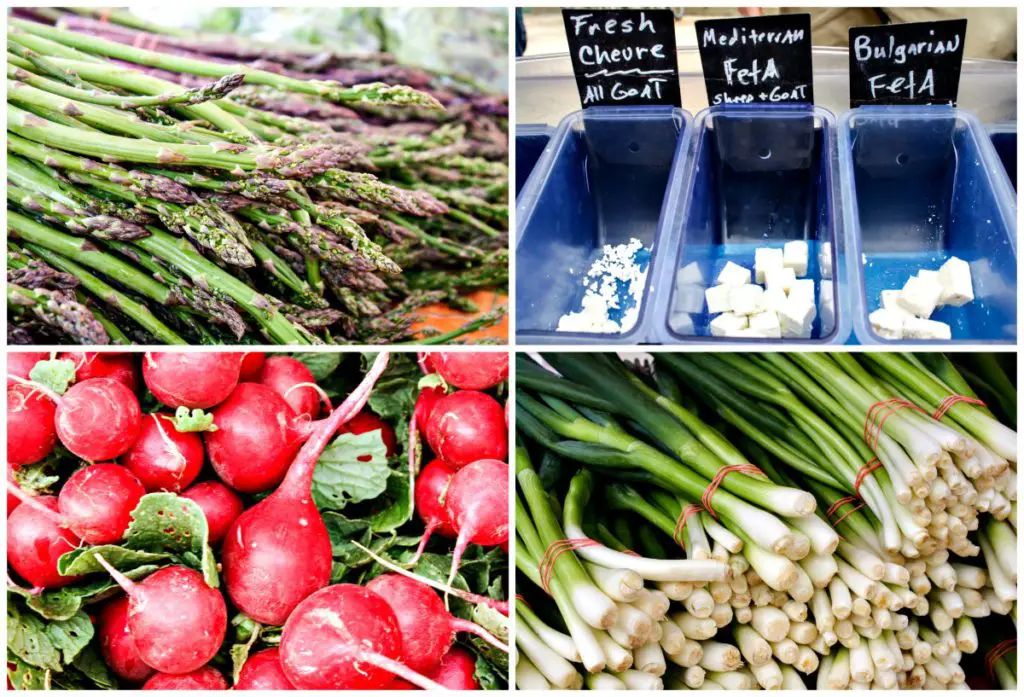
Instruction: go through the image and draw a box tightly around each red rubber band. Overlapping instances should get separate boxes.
[622,549,641,557]
[673,504,703,548]
[933,394,986,422]
[538,538,599,594]
[863,398,927,450]
[853,458,882,497]
[701,464,763,519]
[515,594,529,608]
[826,495,865,527]
[986,639,1016,681]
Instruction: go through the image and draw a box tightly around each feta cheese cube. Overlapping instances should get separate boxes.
[676,261,705,287]
[710,312,748,337]
[897,274,943,318]
[783,241,809,277]
[716,261,751,287]
[937,256,974,307]
[820,242,833,280]
[869,308,905,340]
[789,279,815,305]
[728,284,764,315]
[904,317,952,340]
[779,296,815,338]
[880,289,914,319]
[819,280,835,332]
[765,266,797,294]
[726,327,762,338]
[762,286,789,315]
[754,247,784,284]
[749,311,782,338]
[669,312,694,335]
[673,283,705,314]
[705,284,732,314]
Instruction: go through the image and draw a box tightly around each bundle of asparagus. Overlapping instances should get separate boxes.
[515,353,1017,690]
[6,10,508,345]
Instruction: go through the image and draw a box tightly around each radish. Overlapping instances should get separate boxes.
[59,352,139,392]
[279,583,444,690]
[7,352,47,383]
[426,391,508,468]
[6,495,82,590]
[142,666,228,690]
[7,464,22,516]
[444,459,509,590]
[95,560,227,675]
[409,459,457,564]
[432,353,508,390]
[55,378,142,461]
[7,382,57,467]
[180,482,243,545]
[417,352,435,375]
[239,351,266,381]
[122,414,205,493]
[385,679,417,689]
[341,411,397,461]
[234,648,295,690]
[220,354,390,625]
[415,384,447,434]
[142,352,242,409]
[58,463,145,544]
[365,574,508,674]
[97,595,155,684]
[425,647,481,690]
[257,356,325,421]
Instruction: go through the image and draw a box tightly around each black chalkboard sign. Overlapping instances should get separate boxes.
[695,14,814,106]
[562,8,681,108]
[849,19,967,106]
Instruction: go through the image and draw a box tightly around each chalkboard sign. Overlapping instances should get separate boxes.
[695,14,814,106]
[562,9,681,108]
[849,19,967,106]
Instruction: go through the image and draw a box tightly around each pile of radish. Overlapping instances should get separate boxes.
[7,350,510,691]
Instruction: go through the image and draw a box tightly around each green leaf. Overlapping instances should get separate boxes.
[28,358,77,395]
[472,651,504,690]
[44,611,93,664]
[57,545,169,577]
[322,513,372,566]
[472,603,508,643]
[7,651,51,690]
[173,406,217,432]
[7,599,93,672]
[368,469,413,533]
[12,459,61,495]
[71,645,118,689]
[229,617,261,684]
[418,372,447,391]
[312,430,389,510]
[123,493,218,588]
[9,565,163,621]
[293,352,343,381]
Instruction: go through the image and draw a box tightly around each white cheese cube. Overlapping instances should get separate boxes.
[880,289,914,319]
[765,266,797,294]
[762,286,789,315]
[710,312,748,337]
[716,261,751,286]
[749,311,782,338]
[783,240,809,277]
[937,257,974,307]
[728,284,764,315]
[754,247,784,284]
[669,312,694,335]
[897,274,942,318]
[726,327,763,338]
[779,296,815,338]
[869,309,905,340]
[673,283,705,314]
[676,261,705,287]
[705,284,732,314]
[789,279,815,305]
[916,270,945,307]
[904,317,952,340]
[820,242,833,280]
[819,280,835,332]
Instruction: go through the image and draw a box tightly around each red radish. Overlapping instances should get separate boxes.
[234,648,294,690]
[97,595,155,684]
[121,414,205,493]
[341,411,397,461]
[239,352,266,381]
[256,356,324,421]
[414,384,446,434]
[7,382,57,466]
[59,352,139,392]
[180,482,243,545]
[417,352,435,375]
[279,583,443,690]
[142,352,242,409]
[409,459,457,564]
[96,560,226,675]
[425,647,481,690]
[7,464,22,516]
[6,495,82,589]
[142,666,227,690]
[386,679,417,689]
[426,391,508,468]
[432,353,508,391]
[366,574,508,674]
[220,354,389,625]
[445,459,509,589]
[55,378,142,461]
[7,352,48,383]
[58,463,145,544]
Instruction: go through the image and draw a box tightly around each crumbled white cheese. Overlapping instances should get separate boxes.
[904,317,952,340]
[783,241,809,277]
[705,284,732,314]
[754,247,784,284]
[710,312,748,337]
[556,238,648,334]
[870,308,905,339]
[937,257,974,307]
[880,289,914,319]
[716,261,752,286]
[897,274,942,319]
[762,286,789,315]
[728,284,765,315]
[765,266,797,294]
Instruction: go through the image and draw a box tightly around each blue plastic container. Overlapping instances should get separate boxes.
[988,122,1017,193]
[515,107,693,344]
[515,124,553,198]
[649,105,848,344]
[839,106,1017,344]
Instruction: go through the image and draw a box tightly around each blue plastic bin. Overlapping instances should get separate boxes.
[516,124,553,198]
[988,123,1017,193]
[515,107,693,344]
[649,105,848,344]
[839,106,1017,344]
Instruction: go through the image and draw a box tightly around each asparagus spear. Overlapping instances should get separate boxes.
[7,283,110,345]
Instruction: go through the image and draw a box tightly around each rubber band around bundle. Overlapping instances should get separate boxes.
[863,398,928,450]
[985,638,1016,681]
[514,594,530,608]
[538,538,600,593]
[933,394,986,422]
[854,457,882,497]
[673,504,703,548]
[701,464,763,519]
[826,495,865,528]
[622,549,641,557]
